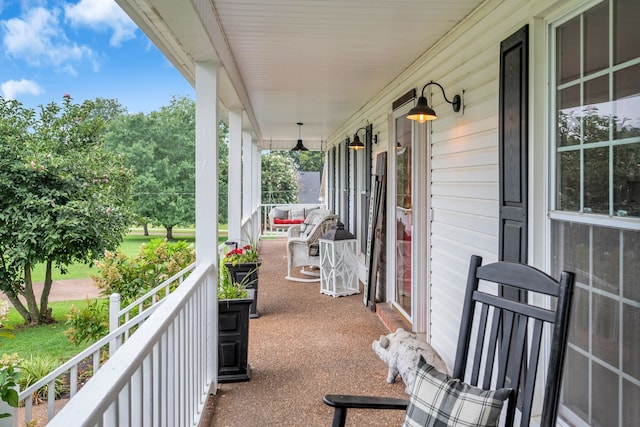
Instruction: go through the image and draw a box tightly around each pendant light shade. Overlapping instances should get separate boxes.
[291,122,309,151]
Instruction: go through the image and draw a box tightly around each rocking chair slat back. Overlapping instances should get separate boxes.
[453,255,575,427]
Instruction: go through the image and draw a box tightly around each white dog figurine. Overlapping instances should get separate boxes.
[372,328,448,394]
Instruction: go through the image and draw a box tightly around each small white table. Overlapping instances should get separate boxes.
[319,238,360,297]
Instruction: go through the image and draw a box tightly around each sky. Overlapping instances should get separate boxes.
[0,0,194,114]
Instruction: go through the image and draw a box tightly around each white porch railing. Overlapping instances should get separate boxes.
[108,263,197,355]
[46,262,216,426]
[13,263,197,425]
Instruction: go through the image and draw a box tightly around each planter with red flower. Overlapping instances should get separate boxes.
[223,244,261,318]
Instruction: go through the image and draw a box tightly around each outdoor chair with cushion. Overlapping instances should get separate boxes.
[285,212,338,282]
[324,255,575,427]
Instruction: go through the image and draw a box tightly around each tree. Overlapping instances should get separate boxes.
[104,112,157,234]
[0,96,134,325]
[218,121,229,224]
[105,96,196,239]
[261,152,299,203]
[278,150,324,173]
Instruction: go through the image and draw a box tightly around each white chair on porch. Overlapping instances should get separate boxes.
[285,211,338,282]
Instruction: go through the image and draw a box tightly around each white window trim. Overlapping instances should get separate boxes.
[546,2,640,425]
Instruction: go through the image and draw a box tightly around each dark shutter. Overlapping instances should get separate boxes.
[343,140,350,228]
[330,147,336,212]
[499,25,529,410]
[499,25,528,264]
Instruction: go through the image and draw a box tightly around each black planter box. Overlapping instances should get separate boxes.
[224,261,261,318]
[218,291,253,383]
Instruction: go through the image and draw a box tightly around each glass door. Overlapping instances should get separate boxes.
[394,112,413,318]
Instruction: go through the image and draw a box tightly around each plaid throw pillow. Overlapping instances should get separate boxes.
[403,356,511,427]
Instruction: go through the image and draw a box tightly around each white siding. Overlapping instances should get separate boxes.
[326,0,584,368]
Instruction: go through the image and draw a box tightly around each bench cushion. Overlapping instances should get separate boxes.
[274,218,304,225]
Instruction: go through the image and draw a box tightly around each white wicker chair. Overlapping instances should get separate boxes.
[286,212,338,282]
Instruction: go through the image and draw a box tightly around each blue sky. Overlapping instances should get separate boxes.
[0,0,194,114]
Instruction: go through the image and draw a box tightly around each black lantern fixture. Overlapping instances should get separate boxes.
[406,81,462,123]
[349,127,366,150]
[321,221,356,241]
[291,122,309,151]
[349,124,372,150]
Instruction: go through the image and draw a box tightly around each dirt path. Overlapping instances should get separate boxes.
[2,278,102,305]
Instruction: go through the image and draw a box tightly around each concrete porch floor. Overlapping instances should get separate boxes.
[200,237,408,426]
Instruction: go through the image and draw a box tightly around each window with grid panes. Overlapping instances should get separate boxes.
[550,1,640,426]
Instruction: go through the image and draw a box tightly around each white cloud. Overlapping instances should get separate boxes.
[64,0,137,47]
[1,78,43,99]
[1,7,94,71]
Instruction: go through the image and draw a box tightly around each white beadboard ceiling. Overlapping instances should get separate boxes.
[117,0,483,149]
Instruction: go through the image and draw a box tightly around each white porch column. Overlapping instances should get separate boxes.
[195,62,219,267]
[242,130,252,223]
[228,109,243,244]
[253,141,262,241]
[194,61,219,389]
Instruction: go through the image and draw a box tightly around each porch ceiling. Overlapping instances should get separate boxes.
[117,0,483,149]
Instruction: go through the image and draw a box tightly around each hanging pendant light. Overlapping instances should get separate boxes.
[291,122,309,151]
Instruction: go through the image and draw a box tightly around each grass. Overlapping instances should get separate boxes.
[1,300,96,361]
[29,228,204,282]
[3,226,228,363]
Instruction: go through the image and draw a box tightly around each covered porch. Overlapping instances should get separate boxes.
[44,0,639,425]
[198,238,406,426]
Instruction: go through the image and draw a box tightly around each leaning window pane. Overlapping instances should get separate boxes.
[613,64,640,140]
[614,0,640,65]
[584,75,611,144]
[557,151,581,211]
[592,226,620,295]
[592,361,619,427]
[557,85,581,147]
[557,17,581,84]
[622,230,640,302]
[623,303,640,380]
[583,147,609,214]
[614,143,640,217]
[584,1,609,76]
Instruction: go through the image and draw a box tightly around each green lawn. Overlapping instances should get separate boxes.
[3,227,229,362]
[29,228,203,282]
[2,300,96,361]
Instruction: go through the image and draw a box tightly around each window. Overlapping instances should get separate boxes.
[555,1,640,218]
[551,1,640,426]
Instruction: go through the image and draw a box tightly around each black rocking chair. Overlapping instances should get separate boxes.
[324,255,575,427]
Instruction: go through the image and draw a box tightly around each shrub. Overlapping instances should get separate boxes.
[91,249,146,302]
[18,355,65,404]
[64,298,109,346]
[0,354,21,416]
[92,238,195,303]
[67,239,195,345]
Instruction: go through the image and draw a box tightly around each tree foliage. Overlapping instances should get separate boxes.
[0,96,134,325]
[218,121,229,224]
[105,96,196,238]
[278,150,324,173]
[261,152,299,204]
